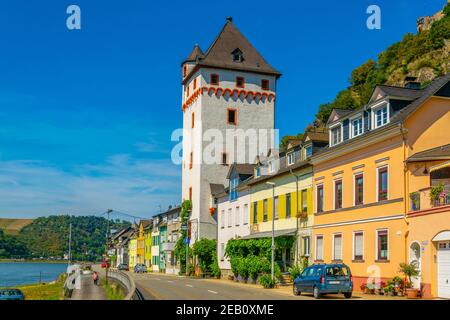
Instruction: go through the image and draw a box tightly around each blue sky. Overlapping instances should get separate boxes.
[0,0,446,219]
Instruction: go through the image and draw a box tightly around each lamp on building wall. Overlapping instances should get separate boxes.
[423,163,429,174]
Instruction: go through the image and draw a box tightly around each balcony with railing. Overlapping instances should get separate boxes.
[409,184,450,213]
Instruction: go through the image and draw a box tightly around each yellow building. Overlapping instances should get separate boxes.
[144,224,152,271]
[311,74,450,295]
[404,75,450,298]
[128,233,138,269]
[247,130,327,268]
[137,220,152,265]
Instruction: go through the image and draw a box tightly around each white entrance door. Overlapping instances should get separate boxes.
[437,241,450,299]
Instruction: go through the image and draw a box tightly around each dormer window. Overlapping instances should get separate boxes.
[351,116,363,138]
[232,48,244,62]
[268,160,275,173]
[330,124,343,147]
[229,177,239,201]
[287,152,295,166]
[373,104,389,129]
[255,166,261,177]
[305,145,313,158]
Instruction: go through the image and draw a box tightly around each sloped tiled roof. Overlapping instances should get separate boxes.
[406,144,450,162]
[183,44,204,64]
[210,183,225,196]
[184,18,280,83]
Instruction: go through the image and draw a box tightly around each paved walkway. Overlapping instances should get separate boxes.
[69,273,107,300]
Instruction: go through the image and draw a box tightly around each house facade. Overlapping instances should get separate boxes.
[246,133,326,270]
[214,164,253,276]
[310,74,450,298]
[180,17,281,245]
[144,224,152,271]
[128,233,138,269]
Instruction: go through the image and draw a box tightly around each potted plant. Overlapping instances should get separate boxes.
[360,282,368,294]
[409,192,420,210]
[384,284,395,296]
[392,276,404,296]
[430,183,444,206]
[399,262,420,299]
[366,281,376,294]
[375,281,386,295]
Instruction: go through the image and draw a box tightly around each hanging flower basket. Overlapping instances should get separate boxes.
[209,207,216,215]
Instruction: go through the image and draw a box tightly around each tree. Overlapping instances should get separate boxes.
[192,238,217,274]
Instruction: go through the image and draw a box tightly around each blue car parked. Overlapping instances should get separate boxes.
[293,263,353,299]
[0,289,25,300]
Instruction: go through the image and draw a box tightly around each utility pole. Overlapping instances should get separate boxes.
[105,209,113,285]
[266,182,276,283]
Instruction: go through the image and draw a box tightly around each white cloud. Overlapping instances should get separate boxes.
[0,155,181,219]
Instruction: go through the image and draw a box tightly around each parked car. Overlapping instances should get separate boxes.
[117,263,129,271]
[293,263,353,299]
[101,260,110,268]
[0,289,25,300]
[134,264,147,273]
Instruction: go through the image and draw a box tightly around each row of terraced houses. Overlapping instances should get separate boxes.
[111,18,450,299]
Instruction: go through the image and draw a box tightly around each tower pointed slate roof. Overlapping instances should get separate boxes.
[183,44,204,64]
[183,17,281,83]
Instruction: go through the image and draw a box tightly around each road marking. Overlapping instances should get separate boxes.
[154,278,161,281]
[186,284,193,288]
[168,280,174,283]
[208,290,218,294]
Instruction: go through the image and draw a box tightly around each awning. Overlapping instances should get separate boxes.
[432,230,450,242]
[239,228,297,240]
[430,160,450,173]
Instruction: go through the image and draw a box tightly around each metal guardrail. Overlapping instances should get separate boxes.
[106,269,142,300]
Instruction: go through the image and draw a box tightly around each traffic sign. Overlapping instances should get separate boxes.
[184,237,190,244]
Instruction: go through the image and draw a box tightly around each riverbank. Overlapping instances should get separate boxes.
[16,273,66,300]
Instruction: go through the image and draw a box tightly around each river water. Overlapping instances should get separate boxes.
[0,262,67,287]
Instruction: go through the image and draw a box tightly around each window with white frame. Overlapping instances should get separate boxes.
[353,232,364,261]
[235,206,240,226]
[220,243,225,261]
[330,125,342,146]
[316,235,324,261]
[377,229,388,261]
[243,204,249,225]
[228,208,232,227]
[287,152,295,165]
[333,233,343,261]
[351,117,363,138]
[303,236,310,256]
[374,104,389,128]
[220,210,225,228]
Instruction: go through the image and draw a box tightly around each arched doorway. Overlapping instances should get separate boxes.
[409,242,421,289]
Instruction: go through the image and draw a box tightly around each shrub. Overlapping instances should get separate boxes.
[246,255,261,280]
[237,257,249,279]
[259,274,277,289]
[210,254,221,278]
[399,262,420,288]
[288,264,303,281]
[193,238,217,274]
[230,256,240,278]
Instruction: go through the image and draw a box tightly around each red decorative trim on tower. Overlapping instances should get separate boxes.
[182,86,276,112]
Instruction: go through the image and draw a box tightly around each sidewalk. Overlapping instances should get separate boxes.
[69,273,107,300]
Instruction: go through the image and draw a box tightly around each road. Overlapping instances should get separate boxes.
[129,272,360,300]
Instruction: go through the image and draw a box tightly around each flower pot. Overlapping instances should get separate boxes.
[405,288,419,299]
[388,291,395,297]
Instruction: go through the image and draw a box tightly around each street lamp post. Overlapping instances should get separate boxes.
[266,182,276,282]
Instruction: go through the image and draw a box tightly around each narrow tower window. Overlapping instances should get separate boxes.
[210,74,219,85]
[227,108,237,125]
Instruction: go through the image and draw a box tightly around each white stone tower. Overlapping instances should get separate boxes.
[181,17,281,242]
